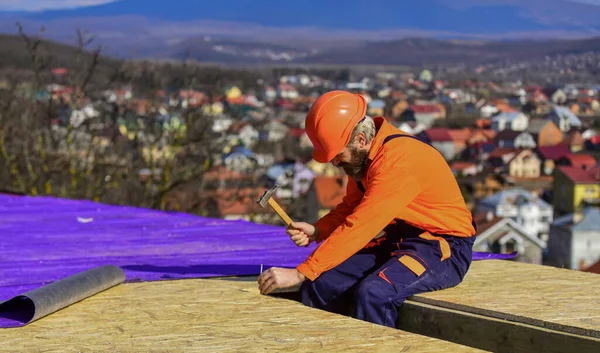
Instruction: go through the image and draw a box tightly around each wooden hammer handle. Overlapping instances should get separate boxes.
[267,197,293,227]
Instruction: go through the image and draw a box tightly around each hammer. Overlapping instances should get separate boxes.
[256,184,294,227]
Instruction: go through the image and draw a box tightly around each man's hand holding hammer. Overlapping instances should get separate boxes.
[286,221,319,247]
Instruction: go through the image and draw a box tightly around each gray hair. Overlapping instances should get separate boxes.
[347,115,376,146]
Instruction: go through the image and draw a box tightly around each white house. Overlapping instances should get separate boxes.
[490,112,529,131]
[397,121,427,135]
[546,207,600,270]
[545,105,582,132]
[265,162,316,199]
[477,188,553,240]
[262,120,290,143]
[513,132,537,149]
[277,84,299,99]
[480,104,499,118]
[474,213,546,264]
[70,104,100,128]
[212,114,234,134]
[238,125,259,149]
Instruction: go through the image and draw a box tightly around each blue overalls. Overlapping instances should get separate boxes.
[300,134,477,328]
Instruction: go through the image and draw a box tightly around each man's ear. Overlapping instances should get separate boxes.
[357,133,367,148]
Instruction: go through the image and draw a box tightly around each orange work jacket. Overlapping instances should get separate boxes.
[297,117,475,281]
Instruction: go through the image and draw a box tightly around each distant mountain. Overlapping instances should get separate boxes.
[4,33,600,69]
[4,0,600,66]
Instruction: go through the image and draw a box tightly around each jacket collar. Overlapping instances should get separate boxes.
[367,117,397,161]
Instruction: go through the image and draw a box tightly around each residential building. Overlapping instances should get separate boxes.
[451,161,478,177]
[490,112,529,131]
[526,119,564,147]
[556,154,597,170]
[553,165,600,214]
[447,128,472,158]
[545,105,583,132]
[418,128,455,160]
[473,212,546,264]
[397,121,426,135]
[410,104,446,127]
[493,130,536,149]
[536,145,572,176]
[507,149,542,179]
[546,207,600,270]
[562,129,586,152]
[459,173,510,200]
[477,188,553,239]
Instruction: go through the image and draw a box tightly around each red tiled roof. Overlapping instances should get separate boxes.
[447,128,472,142]
[587,260,600,274]
[563,154,597,168]
[290,128,305,137]
[424,128,452,142]
[473,212,503,234]
[488,148,518,158]
[537,146,572,161]
[558,165,600,184]
[411,104,442,113]
[451,161,476,170]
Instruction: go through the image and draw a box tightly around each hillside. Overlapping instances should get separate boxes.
[299,37,600,66]
[0,34,118,70]
[4,34,600,69]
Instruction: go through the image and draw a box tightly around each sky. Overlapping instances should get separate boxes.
[1,0,600,11]
[0,0,117,11]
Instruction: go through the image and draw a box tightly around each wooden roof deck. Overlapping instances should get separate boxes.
[0,278,484,352]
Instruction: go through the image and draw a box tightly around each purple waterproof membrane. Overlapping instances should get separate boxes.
[0,194,514,327]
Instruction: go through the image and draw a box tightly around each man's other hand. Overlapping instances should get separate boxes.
[257,267,306,295]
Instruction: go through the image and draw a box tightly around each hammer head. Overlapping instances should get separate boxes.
[257,184,279,207]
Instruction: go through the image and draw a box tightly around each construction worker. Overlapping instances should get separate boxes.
[257,90,476,328]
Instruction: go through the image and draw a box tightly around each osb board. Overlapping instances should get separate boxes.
[412,260,600,339]
[0,279,485,353]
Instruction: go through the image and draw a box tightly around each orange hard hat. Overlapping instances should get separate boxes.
[305,90,367,163]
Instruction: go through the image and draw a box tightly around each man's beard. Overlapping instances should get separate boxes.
[338,146,369,179]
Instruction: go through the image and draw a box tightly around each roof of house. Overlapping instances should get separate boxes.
[552,207,600,232]
[557,165,600,184]
[474,217,546,249]
[313,176,347,209]
[488,147,519,158]
[478,188,552,209]
[548,105,583,126]
[586,259,600,274]
[447,128,472,143]
[424,128,453,142]
[527,118,552,134]
[494,130,524,141]
[216,188,273,216]
[491,112,526,122]
[561,154,597,168]
[537,145,572,160]
[410,104,442,113]
[472,211,504,234]
[369,99,386,109]
[451,161,477,170]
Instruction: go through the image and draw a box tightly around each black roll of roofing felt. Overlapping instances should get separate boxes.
[0,265,125,325]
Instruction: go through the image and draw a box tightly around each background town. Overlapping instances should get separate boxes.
[1,0,600,276]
